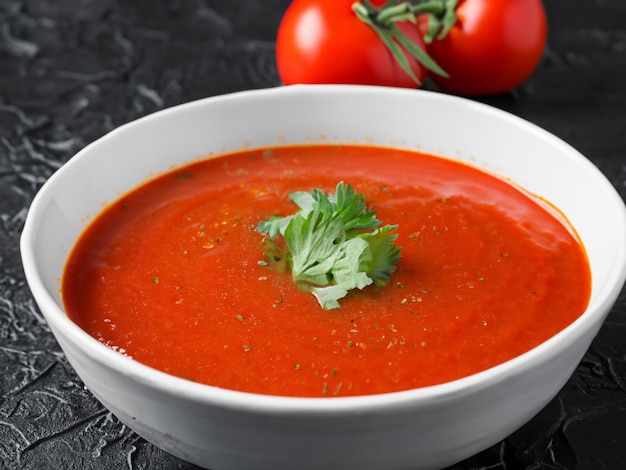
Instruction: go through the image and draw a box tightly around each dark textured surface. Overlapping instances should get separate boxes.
[1,0,625,468]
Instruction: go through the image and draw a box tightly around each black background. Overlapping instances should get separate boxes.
[1,1,625,468]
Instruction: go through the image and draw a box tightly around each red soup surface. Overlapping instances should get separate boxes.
[62,145,591,397]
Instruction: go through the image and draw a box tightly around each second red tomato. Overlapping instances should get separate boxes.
[424,0,548,95]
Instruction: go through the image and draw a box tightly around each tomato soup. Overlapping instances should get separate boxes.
[62,145,591,397]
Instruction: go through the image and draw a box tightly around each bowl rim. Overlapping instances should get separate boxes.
[20,84,626,413]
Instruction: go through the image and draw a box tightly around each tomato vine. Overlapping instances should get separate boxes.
[352,0,459,84]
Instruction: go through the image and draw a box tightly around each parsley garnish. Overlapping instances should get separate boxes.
[258,182,401,309]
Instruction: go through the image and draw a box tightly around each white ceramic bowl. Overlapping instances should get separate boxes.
[21,85,626,470]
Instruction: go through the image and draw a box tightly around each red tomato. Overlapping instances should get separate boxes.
[276,0,428,88]
[424,0,548,95]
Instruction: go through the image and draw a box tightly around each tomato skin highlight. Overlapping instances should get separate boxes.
[276,0,428,88]
[424,0,548,95]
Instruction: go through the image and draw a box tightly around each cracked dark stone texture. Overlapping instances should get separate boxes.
[1,0,625,468]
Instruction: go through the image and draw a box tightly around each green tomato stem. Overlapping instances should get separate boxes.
[376,3,412,25]
[353,0,456,84]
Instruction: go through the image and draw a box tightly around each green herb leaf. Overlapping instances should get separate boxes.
[360,225,402,286]
[258,182,402,309]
